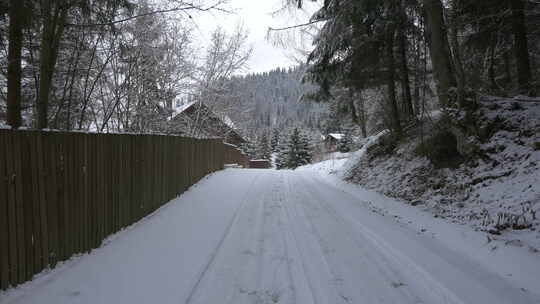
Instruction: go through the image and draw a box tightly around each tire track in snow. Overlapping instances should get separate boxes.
[273,172,298,304]
[254,172,305,304]
[295,172,468,304]
[304,172,540,303]
[233,171,298,304]
[184,173,263,304]
[225,171,271,304]
[294,174,434,303]
[280,172,341,304]
[288,174,369,304]
[281,172,320,304]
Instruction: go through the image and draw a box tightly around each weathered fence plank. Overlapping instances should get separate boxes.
[35,133,49,270]
[4,131,17,284]
[89,134,99,250]
[20,133,35,280]
[0,131,10,289]
[45,132,59,268]
[12,131,27,283]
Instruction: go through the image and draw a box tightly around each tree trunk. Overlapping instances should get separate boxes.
[386,23,402,135]
[7,0,24,128]
[423,0,457,107]
[348,89,367,138]
[37,0,68,129]
[398,22,414,119]
[413,33,422,115]
[449,2,466,106]
[488,42,499,92]
[349,88,359,124]
[503,49,512,92]
[509,0,532,95]
[358,93,367,138]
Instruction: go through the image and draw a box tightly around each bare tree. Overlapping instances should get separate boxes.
[184,25,252,137]
[32,0,229,129]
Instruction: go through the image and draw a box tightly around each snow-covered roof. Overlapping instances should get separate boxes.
[223,142,239,148]
[327,133,344,140]
[221,115,237,130]
[175,101,237,130]
[175,101,197,114]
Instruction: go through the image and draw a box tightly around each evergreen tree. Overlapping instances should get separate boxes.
[338,129,353,153]
[457,0,535,96]
[285,128,302,169]
[270,128,280,153]
[298,132,313,164]
[275,136,289,169]
[276,128,312,169]
[257,132,271,160]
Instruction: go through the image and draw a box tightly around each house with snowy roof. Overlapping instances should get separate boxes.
[324,133,344,152]
[169,101,246,147]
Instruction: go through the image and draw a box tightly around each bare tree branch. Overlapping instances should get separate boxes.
[267,19,323,32]
[66,2,232,27]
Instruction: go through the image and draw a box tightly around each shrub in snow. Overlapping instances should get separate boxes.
[414,128,463,168]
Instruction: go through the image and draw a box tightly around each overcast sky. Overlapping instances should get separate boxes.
[191,0,318,74]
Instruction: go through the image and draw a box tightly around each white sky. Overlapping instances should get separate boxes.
[190,0,318,74]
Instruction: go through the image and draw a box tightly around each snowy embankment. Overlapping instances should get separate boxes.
[298,130,387,176]
[340,97,540,250]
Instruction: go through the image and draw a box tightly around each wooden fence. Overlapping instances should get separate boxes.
[0,129,230,290]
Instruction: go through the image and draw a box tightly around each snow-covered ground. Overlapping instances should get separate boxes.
[2,168,540,304]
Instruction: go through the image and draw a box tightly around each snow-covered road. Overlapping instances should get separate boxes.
[2,169,540,304]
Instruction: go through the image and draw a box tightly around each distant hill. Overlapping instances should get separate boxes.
[219,65,329,139]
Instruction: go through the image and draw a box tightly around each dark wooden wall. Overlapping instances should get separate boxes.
[0,129,229,290]
[223,144,250,168]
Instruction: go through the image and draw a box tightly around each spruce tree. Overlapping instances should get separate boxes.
[257,132,271,160]
[338,129,353,153]
[275,136,289,169]
[298,132,313,165]
[270,129,280,153]
[275,128,313,169]
[286,128,301,169]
